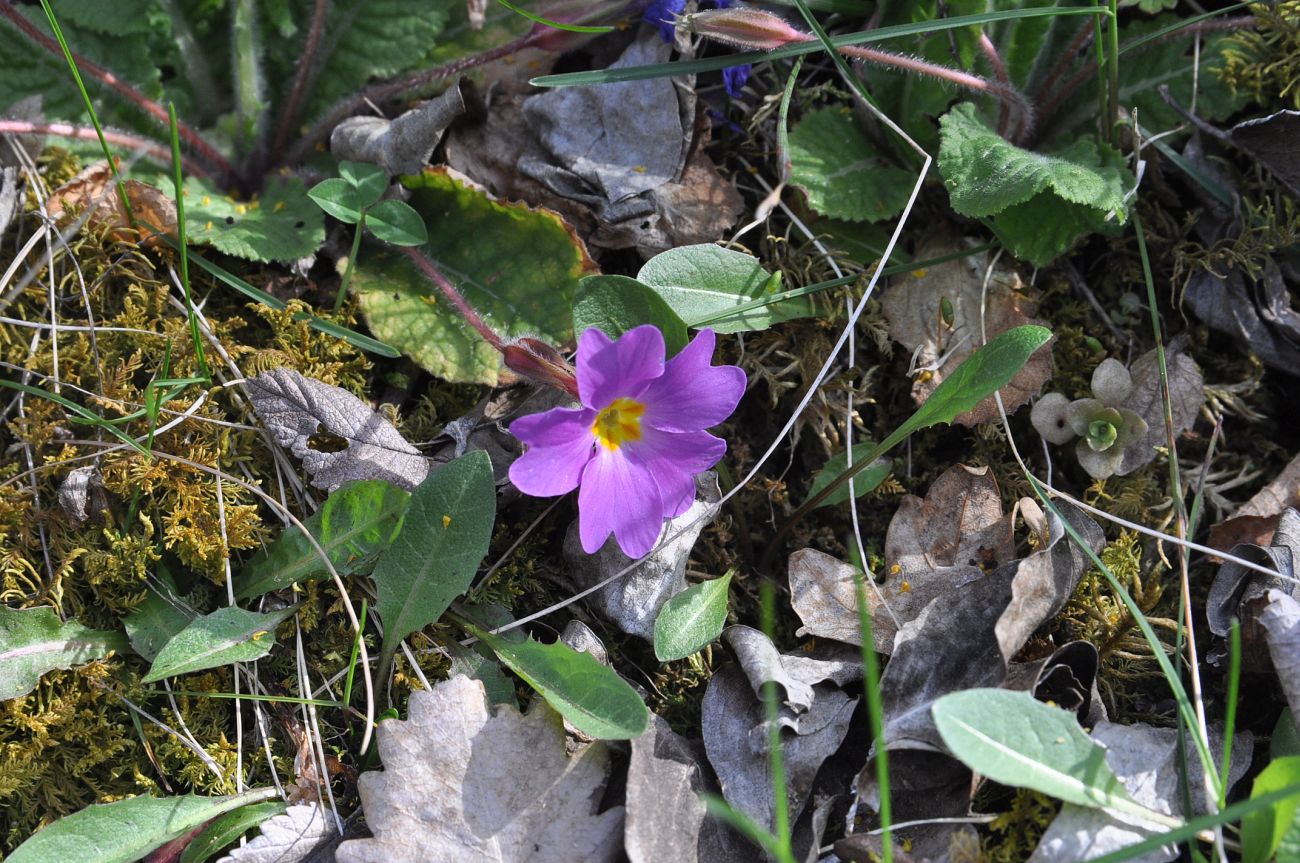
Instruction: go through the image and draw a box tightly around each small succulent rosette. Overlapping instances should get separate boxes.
[1031,358,1149,479]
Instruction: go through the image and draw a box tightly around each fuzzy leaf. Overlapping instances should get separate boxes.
[184,175,325,264]
[804,443,892,509]
[474,628,650,740]
[654,572,733,662]
[236,480,410,600]
[788,107,913,223]
[373,451,496,676]
[573,275,688,356]
[0,606,129,700]
[636,243,814,333]
[143,605,297,683]
[354,167,596,384]
[7,789,279,863]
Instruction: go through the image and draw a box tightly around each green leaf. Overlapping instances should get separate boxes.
[338,160,387,207]
[804,443,892,509]
[572,275,688,355]
[938,103,1131,265]
[184,175,325,263]
[933,689,1150,816]
[122,570,194,661]
[472,627,650,740]
[236,480,410,600]
[446,640,517,708]
[654,572,733,662]
[143,605,298,683]
[7,788,279,863]
[998,0,1058,87]
[307,177,366,224]
[354,167,595,384]
[365,199,428,246]
[1274,709,1300,760]
[0,606,129,701]
[1242,756,1300,863]
[787,107,914,223]
[177,799,286,863]
[636,243,815,333]
[373,451,496,676]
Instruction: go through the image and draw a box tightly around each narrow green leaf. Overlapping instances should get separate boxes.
[572,275,688,355]
[1242,756,1300,863]
[236,480,410,600]
[933,689,1168,823]
[6,788,278,863]
[637,244,813,333]
[0,607,129,701]
[307,177,365,224]
[365,199,429,246]
[654,572,733,662]
[122,570,194,661]
[177,800,286,863]
[374,451,496,676]
[472,626,650,740]
[788,107,913,223]
[804,444,892,509]
[338,160,388,208]
[143,605,298,683]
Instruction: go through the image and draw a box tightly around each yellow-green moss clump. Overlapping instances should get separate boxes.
[1218,1,1300,109]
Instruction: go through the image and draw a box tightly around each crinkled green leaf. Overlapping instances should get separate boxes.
[654,572,732,662]
[804,442,892,509]
[573,275,688,355]
[143,605,297,683]
[236,480,410,600]
[7,789,278,863]
[373,451,496,676]
[939,103,1130,265]
[473,627,650,740]
[636,243,815,333]
[354,167,595,384]
[184,175,325,263]
[0,606,129,701]
[788,107,913,223]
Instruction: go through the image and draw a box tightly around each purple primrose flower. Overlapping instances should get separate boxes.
[509,325,745,558]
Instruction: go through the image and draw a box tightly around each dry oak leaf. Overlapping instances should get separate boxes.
[335,675,623,863]
[881,238,1052,425]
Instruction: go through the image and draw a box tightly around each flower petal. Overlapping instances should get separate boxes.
[1091,358,1133,405]
[578,448,665,557]
[577,325,666,410]
[634,426,728,477]
[1031,392,1075,445]
[1076,438,1123,479]
[641,329,746,432]
[508,407,596,497]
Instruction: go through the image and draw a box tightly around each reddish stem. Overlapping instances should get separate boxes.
[282,31,540,167]
[0,120,211,179]
[397,246,505,351]
[1031,19,1095,107]
[269,0,329,159]
[0,1,237,182]
[978,32,1012,136]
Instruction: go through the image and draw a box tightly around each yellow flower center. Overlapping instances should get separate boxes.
[592,397,646,451]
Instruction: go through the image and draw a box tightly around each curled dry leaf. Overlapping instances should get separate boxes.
[880,237,1052,425]
[215,803,338,863]
[1206,508,1300,648]
[1259,589,1300,720]
[1209,451,1300,554]
[335,675,623,863]
[1004,640,1107,726]
[46,162,177,248]
[57,465,108,526]
[1112,336,1204,475]
[563,473,719,641]
[331,82,466,176]
[245,368,428,492]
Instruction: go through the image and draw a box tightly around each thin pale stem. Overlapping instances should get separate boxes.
[397,246,505,350]
[283,32,539,167]
[334,214,365,315]
[0,1,237,181]
[269,0,329,158]
[0,119,211,179]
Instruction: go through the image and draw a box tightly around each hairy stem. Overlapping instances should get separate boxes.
[282,32,539,167]
[397,246,505,351]
[978,32,1012,136]
[270,0,329,159]
[0,0,237,182]
[0,119,211,178]
[1031,19,1095,107]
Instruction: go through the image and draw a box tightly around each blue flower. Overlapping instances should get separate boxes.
[722,63,751,97]
[644,0,685,42]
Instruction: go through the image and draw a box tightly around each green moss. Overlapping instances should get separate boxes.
[1218,1,1300,109]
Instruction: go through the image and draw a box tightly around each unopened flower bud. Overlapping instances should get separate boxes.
[684,8,808,51]
[502,337,580,399]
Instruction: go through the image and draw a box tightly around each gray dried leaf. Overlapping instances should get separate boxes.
[702,663,857,834]
[1229,109,1300,199]
[723,624,814,713]
[58,465,107,525]
[1,97,42,239]
[564,473,719,640]
[1206,507,1300,636]
[788,549,873,649]
[1004,640,1107,726]
[216,803,338,863]
[626,714,751,863]
[560,620,609,666]
[330,82,466,175]
[1115,336,1204,475]
[1260,589,1300,719]
[335,675,623,863]
[1185,256,1300,377]
[1028,722,1252,863]
[849,750,974,862]
[246,368,428,492]
[438,386,572,493]
[1208,451,1300,552]
[880,237,1053,425]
